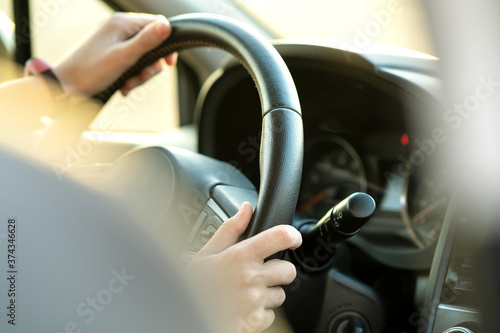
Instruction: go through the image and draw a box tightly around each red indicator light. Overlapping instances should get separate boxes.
[400,133,409,146]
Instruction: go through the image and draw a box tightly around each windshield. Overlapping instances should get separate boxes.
[235,0,434,56]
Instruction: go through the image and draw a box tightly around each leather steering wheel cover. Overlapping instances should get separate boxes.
[242,108,303,238]
[95,13,303,238]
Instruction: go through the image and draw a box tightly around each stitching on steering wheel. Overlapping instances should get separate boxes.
[93,40,234,103]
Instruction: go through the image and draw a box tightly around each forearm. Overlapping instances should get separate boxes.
[0,76,59,152]
[0,75,100,159]
[0,76,57,126]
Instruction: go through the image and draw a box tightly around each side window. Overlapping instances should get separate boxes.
[0,1,16,82]
[92,66,179,133]
[0,0,179,133]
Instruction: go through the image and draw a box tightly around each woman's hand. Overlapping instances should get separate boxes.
[53,12,177,97]
[186,202,302,333]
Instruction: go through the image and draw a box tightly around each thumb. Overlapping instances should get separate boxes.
[196,202,253,256]
[123,19,172,60]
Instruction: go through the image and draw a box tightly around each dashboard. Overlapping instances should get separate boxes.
[197,42,448,270]
[67,39,485,333]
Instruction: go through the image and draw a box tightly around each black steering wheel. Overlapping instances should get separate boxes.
[94,13,304,239]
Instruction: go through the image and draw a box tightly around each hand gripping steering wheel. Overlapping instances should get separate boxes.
[94,13,304,239]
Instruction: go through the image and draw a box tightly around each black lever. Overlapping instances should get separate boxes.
[292,192,376,271]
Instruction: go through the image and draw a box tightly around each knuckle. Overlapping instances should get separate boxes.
[239,267,259,286]
[247,309,272,330]
[230,242,249,260]
[220,218,245,239]
[245,288,262,306]
[275,226,293,245]
[274,225,300,248]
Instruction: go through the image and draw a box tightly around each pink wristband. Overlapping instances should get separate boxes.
[24,57,69,114]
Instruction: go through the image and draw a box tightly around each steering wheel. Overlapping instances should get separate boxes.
[94,13,304,239]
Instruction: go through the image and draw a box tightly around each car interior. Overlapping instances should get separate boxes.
[0,1,499,333]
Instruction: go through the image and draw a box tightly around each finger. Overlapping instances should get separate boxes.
[241,225,302,260]
[120,76,143,96]
[263,286,286,309]
[245,308,275,332]
[113,12,166,26]
[123,18,172,60]
[197,202,253,256]
[139,59,164,81]
[120,59,165,95]
[151,58,165,71]
[165,52,178,67]
[109,13,168,39]
[260,259,297,287]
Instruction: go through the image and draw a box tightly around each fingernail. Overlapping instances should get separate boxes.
[166,52,178,67]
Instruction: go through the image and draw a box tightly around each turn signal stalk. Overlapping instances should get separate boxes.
[292,192,376,271]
